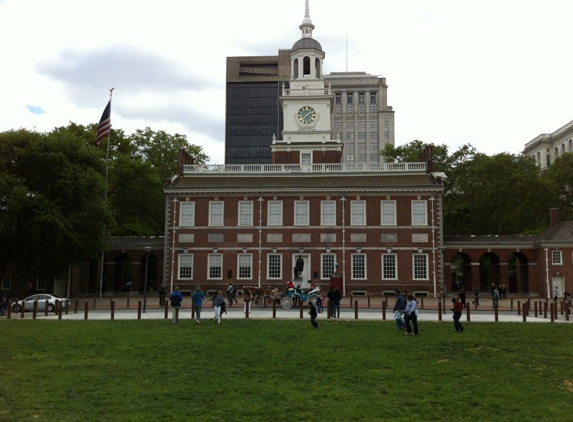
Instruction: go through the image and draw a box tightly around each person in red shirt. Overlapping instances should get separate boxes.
[451,297,464,332]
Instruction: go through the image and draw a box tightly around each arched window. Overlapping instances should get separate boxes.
[561,143,566,154]
[568,139,572,153]
[303,56,310,76]
[293,58,299,79]
[554,147,559,159]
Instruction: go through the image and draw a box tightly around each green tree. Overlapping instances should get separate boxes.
[129,127,209,185]
[444,153,551,235]
[0,129,112,279]
[543,152,573,221]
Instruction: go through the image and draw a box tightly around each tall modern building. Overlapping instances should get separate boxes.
[225,5,394,165]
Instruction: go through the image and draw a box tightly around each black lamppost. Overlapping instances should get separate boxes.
[143,246,151,313]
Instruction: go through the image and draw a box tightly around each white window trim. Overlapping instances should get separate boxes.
[178,254,194,280]
[381,253,398,280]
[351,253,367,280]
[180,201,195,227]
[237,253,253,280]
[552,250,563,265]
[267,201,283,226]
[238,201,253,226]
[267,253,282,279]
[412,253,429,280]
[411,200,428,226]
[209,201,224,227]
[351,200,366,226]
[294,200,310,226]
[381,200,396,226]
[321,200,336,226]
[208,254,223,280]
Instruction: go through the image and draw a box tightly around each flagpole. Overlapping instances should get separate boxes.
[100,88,114,300]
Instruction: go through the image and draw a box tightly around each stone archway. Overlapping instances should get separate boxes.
[449,252,472,292]
[508,252,529,294]
[479,252,501,292]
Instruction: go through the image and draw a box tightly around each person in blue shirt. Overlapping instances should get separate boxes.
[209,289,225,324]
[392,290,406,330]
[192,286,205,324]
[404,294,419,335]
[169,286,183,324]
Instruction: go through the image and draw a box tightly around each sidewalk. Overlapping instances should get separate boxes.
[3,295,570,323]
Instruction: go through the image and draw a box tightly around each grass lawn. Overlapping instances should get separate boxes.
[2,319,573,421]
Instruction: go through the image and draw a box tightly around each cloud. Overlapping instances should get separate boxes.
[26,104,45,114]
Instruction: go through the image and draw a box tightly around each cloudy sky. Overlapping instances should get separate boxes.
[1,0,572,163]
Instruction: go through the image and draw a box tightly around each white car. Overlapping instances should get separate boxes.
[11,294,70,313]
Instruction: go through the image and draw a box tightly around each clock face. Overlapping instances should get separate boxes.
[297,106,316,124]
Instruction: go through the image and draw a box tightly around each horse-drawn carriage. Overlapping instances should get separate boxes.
[242,285,320,309]
[280,287,320,309]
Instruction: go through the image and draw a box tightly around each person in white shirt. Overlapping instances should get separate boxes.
[404,295,419,335]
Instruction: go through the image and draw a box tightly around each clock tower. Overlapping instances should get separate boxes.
[271,0,342,165]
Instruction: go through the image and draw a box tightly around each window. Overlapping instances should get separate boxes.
[351,200,366,225]
[370,132,378,140]
[335,93,342,105]
[359,92,365,104]
[552,250,563,265]
[358,154,366,162]
[209,201,224,226]
[370,92,376,104]
[346,154,355,162]
[180,202,195,226]
[294,201,309,226]
[347,142,355,150]
[352,254,366,279]
[37,277,47,291]
[381,200,396,225]
[301,152,312,164]
[238,201,253,226]
[268,201,283,226]
[321,254,336,279]
[1,275,10,290]
[238,254,252,279]
[179,254,193,279]
[347,93,353,105]
[359,105,365,114]
[208,254,223,279]
[382,254,397,279]
[268,254,282,279]
[346,131,354,140]
[412,200,427,226]
[358,132,366,140]
[321,201,336,225]
[370,154,379,162]
[334,120,342,131]
[413,254,428,280]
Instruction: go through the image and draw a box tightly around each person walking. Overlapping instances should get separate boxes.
[169,286,183,324]
[192,286,205,324]
[0,293,7,316]
[553,286,559,303]
[392,290,406,330]
[459,288,467,308]
[227,283,238,306]
[564,292,572,315]
[209,289,225,324]
[308,300,320,329]
[472,286,480,306]
[331,287,341,318]
[316,295,323,313]
[493,287,500,306]
[404,295,419,335]
[451,297,464,332]
[158,285,166,307]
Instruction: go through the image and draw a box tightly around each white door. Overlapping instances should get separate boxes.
[552,276,564,297]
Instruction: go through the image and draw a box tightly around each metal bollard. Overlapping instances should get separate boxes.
[20,301,25,319]
[272,299,276,319]
[111,300,115,320]
[138,301,142,320]
[382,301,386,320]
[45,299,49,316]
[517,301,521,316]
[522,303,527,323]
[494,303,499,322]
[58,301,62,320]
[299,299,304,319]
[438,301,442,322]
[367,295,370,308]
[550,303,555,322]
[33,300,38,319]
[466,304,471,322]
[354,300,358,319]
[93,296,96,309]
[245,300,250,319]
[84,301,89,320]
[75,298,79,314]
[164,301,169,319]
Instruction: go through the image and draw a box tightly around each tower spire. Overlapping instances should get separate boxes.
[300,0,315,38]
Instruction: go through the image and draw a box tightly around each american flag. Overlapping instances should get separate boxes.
[95,100,111,147]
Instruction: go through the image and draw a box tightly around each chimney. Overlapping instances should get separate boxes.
[549,208,560,226]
